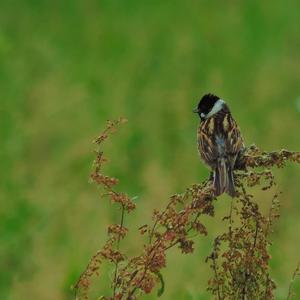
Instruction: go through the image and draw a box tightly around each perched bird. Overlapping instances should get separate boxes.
[193,94,244,197]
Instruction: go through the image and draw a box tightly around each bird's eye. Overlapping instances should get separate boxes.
[200,113,205,118]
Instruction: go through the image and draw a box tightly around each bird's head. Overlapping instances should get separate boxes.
[193,93,225,120]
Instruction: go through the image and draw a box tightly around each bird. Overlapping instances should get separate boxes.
[193,93,244,197]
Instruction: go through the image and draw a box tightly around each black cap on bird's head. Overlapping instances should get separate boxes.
[193,93,224,120]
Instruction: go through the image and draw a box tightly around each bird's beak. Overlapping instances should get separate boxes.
[193,108,199,113]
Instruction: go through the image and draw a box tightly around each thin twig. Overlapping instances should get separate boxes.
[212,253,222,300]
[113,204,125,298]
[287,262,300,300]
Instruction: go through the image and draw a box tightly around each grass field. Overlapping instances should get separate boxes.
[1,1,300,299]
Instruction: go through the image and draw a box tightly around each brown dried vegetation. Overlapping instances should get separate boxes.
[74,119,300,300]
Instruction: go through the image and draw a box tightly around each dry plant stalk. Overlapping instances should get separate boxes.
[287,262,300,300]
[74,119,300,300]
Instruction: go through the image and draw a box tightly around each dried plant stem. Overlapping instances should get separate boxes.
[113,204,125,298]
[229,198,234,237]
[212,252,222,300]
[287,262,300,300]
[74,121,300,300]
[73,249,103,298]
[125,197,208,299]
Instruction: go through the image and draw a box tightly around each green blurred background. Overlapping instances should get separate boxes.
[1,1,300,299]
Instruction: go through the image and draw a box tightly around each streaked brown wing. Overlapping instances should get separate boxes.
[197,114,244,169]
[224,114,244,159]
[197,118,218,168]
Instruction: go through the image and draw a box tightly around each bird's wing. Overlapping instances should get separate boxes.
[198,118,219,167]
[198,115,244,167]
[223,114,244,160]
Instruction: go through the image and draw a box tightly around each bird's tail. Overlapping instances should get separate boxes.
[213,158,236,197]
